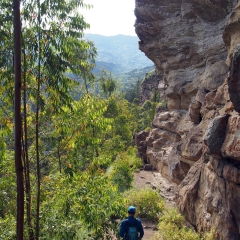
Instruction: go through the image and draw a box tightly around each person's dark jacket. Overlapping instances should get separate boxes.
[119,216,144,239]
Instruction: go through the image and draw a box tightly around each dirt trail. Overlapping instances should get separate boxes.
[133,170,177,240]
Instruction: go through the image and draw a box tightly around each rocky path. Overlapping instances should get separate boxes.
[133,170,177,240]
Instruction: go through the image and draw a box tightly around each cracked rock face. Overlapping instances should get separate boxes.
[135,0,234,112]
[135,0,240,239]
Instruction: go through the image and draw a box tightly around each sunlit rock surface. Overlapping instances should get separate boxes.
[135,0,240,239]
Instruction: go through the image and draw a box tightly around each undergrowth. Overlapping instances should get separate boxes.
[124,188,164,221]
[109,146,142,192]
[151,207,215,240]
[115,148,216,239]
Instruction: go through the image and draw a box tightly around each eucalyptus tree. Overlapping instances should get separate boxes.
[0,0,25,238]
[20,0,96,237]
[13,0,24,238]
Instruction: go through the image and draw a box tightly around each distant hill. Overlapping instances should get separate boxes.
[84,34,153,75]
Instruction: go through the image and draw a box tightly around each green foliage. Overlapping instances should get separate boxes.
[145,69,155,79]
[0,137,7,164]
[125,188,164,221]
[104,97,119,118]
[0,214,16,240]
[45,94,115,172]
[109,147,141,192]
[102,135,126,158]
[91,156,112,170]
[156,99,168,112]
[125,146,143,169]
[0,0,13,72]
[100,97,138,150]
[142,100,152,110]
[132,98,140,105]
[150,89,160,103]
[121,66,155,102]
[0,150,16,239]
[124,79,141,103]
[0,152,16,218]
[139,100,158,130]
[100,71,117,97]
[153,208,215,240]
[40,170,125,239]
[110,155,134,192]
[202,230,216,240]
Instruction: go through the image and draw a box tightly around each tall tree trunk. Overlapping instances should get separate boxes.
[13,0,24,239]
[35,0,41,237]
[22,40,34,240]
[35,67,41,240]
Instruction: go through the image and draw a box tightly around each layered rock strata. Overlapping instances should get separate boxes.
[135,0,240,239]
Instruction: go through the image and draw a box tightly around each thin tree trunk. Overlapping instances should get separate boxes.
[22,40,34,240]
[57,147,62,173]
[36,0,41,237]
[13,0,24,238]
[35,68,41,240]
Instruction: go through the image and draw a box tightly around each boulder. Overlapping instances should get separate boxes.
[204,114,230,156]
[221,113,240,162]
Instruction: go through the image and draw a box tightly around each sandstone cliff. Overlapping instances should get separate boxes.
[134,0,240,239]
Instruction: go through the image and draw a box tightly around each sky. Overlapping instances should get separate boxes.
[81,0,136,36]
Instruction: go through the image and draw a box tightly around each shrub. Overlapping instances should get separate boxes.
[144,69,155,80]
[157,207,199,240]
[156,99,168,112]
[132,98,140,105]
[202,230,216,240]
[109,147,142,192]
[126,146,142,169]
[0,214,16,240]
[124,188,164,221]
[141,100,152,110]
[110,157,134,192]
[153,207,215,240]
[40,171,125,239]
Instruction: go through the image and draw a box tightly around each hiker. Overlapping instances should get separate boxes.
[119,206,144,240]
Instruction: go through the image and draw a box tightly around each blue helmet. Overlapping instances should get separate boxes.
[128,206,136,213]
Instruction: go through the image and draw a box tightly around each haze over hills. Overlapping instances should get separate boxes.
[84,33,153,75]
[67,33,155,96]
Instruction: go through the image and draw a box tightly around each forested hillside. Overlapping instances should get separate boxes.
[66,34,154,101]
[84,33,153,75]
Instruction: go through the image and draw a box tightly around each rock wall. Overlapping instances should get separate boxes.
[134,0,240,239]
